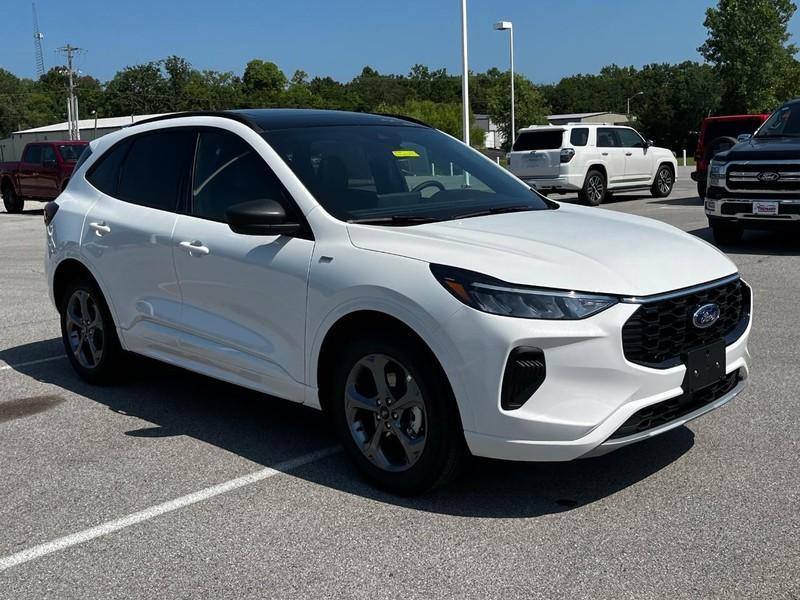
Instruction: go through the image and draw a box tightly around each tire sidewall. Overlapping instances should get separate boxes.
[582,170,606,206]
[2,183,22,213]
[328,334,462,494]
[652,165,674,198]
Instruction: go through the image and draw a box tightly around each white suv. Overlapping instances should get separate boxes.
[509,124,678,205]
[45,110,750,494]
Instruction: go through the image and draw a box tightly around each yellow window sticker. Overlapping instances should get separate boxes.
[392,149,420,158]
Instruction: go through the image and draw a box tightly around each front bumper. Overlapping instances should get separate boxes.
[444,287,752,462]
[705,187,800,226]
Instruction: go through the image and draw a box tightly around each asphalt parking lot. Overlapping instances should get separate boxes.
[1,166,798,599]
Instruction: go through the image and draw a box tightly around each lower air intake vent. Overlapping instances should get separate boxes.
[501,347,546,410]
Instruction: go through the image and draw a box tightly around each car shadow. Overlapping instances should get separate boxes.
[1,207,44,216]
[647,195,703,207]
[689,226,800,257]
[1,338,695,518]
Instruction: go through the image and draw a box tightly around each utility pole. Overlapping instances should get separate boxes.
[460,0,470,146]
[57,44,82,140]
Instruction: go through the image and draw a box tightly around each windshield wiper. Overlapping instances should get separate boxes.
[453,204,537,220]
[756,133,800,138]
[348,215,441,226]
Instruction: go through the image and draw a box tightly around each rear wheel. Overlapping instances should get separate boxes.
[579,170,606,206]
[710,219,743,245]
[1,181,23,213]
[59,277,123,384]
[651,165,675,198]
[328,333,466,495]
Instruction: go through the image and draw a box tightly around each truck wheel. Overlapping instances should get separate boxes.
[579,170,606,206]
[651,165,675,198]
[697,181,707,200]
[710,219,743,245]
[328,333,466,495]
[59,277,124,384]
[1,182,23,213]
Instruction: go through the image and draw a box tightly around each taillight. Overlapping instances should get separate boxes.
[560,148,575,163]
[44,201,59,226]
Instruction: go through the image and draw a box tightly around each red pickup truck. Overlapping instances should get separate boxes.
[0,140,89,213]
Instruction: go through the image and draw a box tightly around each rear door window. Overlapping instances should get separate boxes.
[570,128,589,146]
[23,145,43,164]
[117,130,195,212]
[597,128,621,148]
[513,130,564,151]
[41,145,57,164]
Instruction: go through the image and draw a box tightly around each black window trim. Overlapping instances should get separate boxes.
[186,126,314,241]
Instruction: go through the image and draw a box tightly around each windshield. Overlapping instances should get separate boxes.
[756,105,800,138]
[262,125,550,223]
[57,144,87,161]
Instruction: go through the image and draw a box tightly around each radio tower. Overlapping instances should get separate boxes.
[32,3,45,77]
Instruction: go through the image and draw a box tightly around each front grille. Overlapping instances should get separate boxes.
[727,163,800,191]
[608,370,740,440]
[622,278,750,368]
[721,202,800,216]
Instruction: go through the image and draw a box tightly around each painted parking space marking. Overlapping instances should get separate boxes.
[0,446,339,572]
[0,354,66,372]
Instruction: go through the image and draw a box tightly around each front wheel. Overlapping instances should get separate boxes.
[329,334,466,495]
[1,182,23,213]
[651,165,675,198]
[59,278,124,384]
[579,170,606,206]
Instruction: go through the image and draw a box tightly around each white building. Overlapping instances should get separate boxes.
[0,114,168,162]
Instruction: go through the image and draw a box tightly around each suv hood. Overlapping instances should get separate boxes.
[718,136,800,162]
[347,203,737,297]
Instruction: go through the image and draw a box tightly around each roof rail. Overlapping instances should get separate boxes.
[373,113,432,128]
[130,111,264,132]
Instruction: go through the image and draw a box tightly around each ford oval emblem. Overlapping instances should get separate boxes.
[693,303,721,329]
[758,171,781,182]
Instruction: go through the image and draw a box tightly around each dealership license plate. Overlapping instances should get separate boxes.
[752,201,779,216]
[684,340,726,394]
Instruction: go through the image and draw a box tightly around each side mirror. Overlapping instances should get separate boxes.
[646,139,654,148]
[43,159,58,168]
[225,199,301,236]
[737,133,752,143]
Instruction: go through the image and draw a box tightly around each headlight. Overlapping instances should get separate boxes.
[430,265,617,320]
[709,161,725,186]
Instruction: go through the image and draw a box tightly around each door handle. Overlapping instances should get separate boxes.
[179,240,210,256]
[89,221,111,235]
[601,152,609,156]
[625,152,633,156]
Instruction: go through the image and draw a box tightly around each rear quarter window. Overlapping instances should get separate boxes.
[86,140,130,196]
[513,130,564,151]
[570,128,589,146]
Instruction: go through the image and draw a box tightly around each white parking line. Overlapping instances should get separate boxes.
[0,354,66,372]
[0,446,339,571]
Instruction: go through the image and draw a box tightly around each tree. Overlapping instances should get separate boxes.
[243,60,287,106]
[699,0,800,112]
[103,62,170,114]
[378,99,485,146]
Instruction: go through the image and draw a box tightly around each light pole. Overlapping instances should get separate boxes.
[460,0,470,145]
[494,21,514,148]
[627,91,644,118]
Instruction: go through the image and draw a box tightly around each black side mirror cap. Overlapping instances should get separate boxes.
[225,199,301,236]
[646,139,654,147]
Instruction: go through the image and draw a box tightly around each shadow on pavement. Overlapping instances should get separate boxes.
[648,195,702,207]
[689,225,800,257]
[2,338,694,519]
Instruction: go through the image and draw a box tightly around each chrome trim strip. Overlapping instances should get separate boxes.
[620,273,741,304]
[600,379,746,448]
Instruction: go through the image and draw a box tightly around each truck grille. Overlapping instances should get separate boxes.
[621,278,750,368]
[608,370,741,440]
[727,163,800,191]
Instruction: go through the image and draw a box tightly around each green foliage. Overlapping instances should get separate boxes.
[699,0,799,112]
[379,99,485,146]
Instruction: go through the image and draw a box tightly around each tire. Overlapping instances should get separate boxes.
[327,332,466,495]
[651,164,675,198]
[579,170,606,206]
[710,219,743,245]
[1,181,23,214]
[697,181,707,200]
[59,277,124,384]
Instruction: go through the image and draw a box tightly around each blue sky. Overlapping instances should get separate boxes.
[2,0,799,84]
